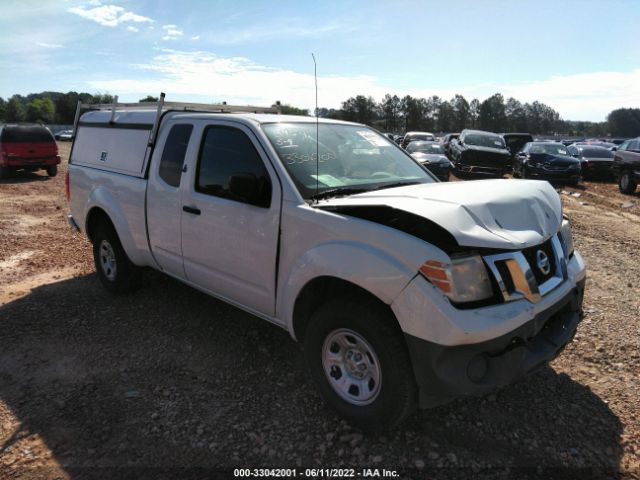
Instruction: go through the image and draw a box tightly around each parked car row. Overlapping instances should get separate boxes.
[390,126,639,195]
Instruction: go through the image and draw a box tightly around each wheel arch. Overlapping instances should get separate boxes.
[85,206,115,243]
[291,276,402,343]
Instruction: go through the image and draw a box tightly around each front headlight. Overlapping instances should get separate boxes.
[419,255,493,303]
[560,217,574,257]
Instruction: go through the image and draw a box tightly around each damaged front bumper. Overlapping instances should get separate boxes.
[404,278,585,408]
[392,239,586,408]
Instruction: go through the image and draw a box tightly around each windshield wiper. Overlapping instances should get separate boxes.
[309,187,370,201]
[369,181,421,192]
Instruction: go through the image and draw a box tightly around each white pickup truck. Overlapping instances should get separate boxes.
[67,97,586,430]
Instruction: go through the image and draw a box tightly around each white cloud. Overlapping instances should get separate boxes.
[162,24,183,41]
[68,4,153,28]
[206,21,350,46]
[496,70,640,121]
[85,49,640,121]
[126,26,139,32]
[191,35,200,41]
[88,49,381,109]
[35,42,63,49]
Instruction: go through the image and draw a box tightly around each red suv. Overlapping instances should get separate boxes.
[0,124,61,179]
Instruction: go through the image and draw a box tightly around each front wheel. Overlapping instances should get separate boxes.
[92,223,141,294]
[619,170,638,195]
[304,298,417,431]
[46,165,58,177]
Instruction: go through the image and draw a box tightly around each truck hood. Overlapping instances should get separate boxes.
[317,179,562,250]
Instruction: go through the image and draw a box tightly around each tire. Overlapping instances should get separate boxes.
[92,222,141,294]
[619,170,637,195]
[46,165,58,177]
[0,166,10,179]
[304,297,417,431]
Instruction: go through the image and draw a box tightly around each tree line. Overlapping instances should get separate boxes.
[0,90,638,137]
[317,93,639,137]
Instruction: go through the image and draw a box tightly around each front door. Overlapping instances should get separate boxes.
[180,121,281,316]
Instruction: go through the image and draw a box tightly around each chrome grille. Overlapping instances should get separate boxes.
[484,235,567,304]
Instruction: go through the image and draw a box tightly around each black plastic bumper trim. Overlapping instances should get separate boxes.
[404,278,585,408]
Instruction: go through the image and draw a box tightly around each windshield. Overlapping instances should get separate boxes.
[465,134,505,149]
[263,123,434,199]
[529,143,569,155]
[406,142,444,154]
[580,148,613,159]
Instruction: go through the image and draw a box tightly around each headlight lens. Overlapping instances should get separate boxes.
[560,218,574,257]
[419,255,493,303]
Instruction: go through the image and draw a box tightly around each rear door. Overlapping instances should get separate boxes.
[146,121,195,278]
[180,120,281,316]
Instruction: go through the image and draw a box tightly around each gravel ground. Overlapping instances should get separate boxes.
[0,144,638,479]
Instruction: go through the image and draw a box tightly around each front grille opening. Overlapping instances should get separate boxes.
[495,260,515,294]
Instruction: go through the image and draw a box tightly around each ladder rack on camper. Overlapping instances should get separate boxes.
[71,92,281,146]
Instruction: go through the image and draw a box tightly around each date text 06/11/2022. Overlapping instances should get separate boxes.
[233,467,400,478]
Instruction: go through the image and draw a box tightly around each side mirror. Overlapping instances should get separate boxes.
[229,173,271,207]
[611,147,617,152]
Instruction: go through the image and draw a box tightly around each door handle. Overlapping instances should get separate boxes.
[182,205,201,215]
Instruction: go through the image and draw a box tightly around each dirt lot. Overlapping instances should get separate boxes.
[1,143,639,479]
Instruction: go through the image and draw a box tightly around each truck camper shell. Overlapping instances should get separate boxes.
[70,93,281,177]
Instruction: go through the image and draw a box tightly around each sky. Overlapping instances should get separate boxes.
[0,0,638,121]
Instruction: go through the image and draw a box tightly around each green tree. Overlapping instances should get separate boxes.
[451,95,470,131]
[91,93,115,104]
[26,97,55,123]
[400,95,424,131]
[380,94,401,132]
[341,95,379,125]
[469,99,480,128]
[280,104,309,116]
[479,93,507,131]
[139,95,159,103]
[55,92,81,124]
[607,108,640,137]
[0,97,6,121]
[437,99,455,132]
[505,97,527,132]
[6,96,25,122]
[316,107,342,119]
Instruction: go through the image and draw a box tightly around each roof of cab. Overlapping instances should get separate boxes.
[79,110,359,127]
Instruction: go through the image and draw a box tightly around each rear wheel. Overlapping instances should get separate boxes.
[92,222,141,294]
[304,297,417,431]
[619,170,637,195]
[46,165,58,177]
